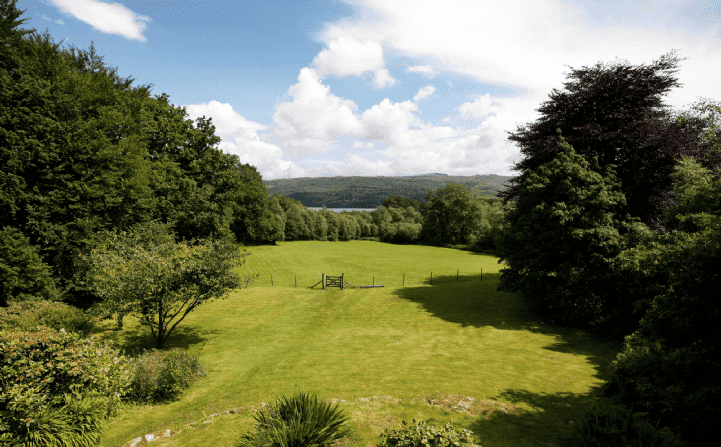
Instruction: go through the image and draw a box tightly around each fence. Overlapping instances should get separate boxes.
[259,269,485,289]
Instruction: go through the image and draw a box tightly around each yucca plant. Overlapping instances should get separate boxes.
[238,391,352,447]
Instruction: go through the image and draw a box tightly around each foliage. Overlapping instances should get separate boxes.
[605,219,721,445]
[502,51,719,229]
[0,227,58,306]
[0,327,131,444]
[421,183,481,245]
[237,391,352,447]
[571,401,684,447]
[263,174,510,209]
[0,300,96,336]
[377,419,480,447]
[127,348,205,403]
[1,8,278,308]
[84,222,252,348]
[380,221,422,244]
[498,135,627,328]
[381,195,421,210]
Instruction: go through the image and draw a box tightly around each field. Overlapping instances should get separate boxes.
[95,241,620,447]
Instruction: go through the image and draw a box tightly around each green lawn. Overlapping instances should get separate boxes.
[96,241,620,447]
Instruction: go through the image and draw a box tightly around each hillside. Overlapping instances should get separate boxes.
[263,173,514,208]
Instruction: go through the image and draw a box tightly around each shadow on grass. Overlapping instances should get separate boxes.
[391,273,622,397]
[392,273,624,446]
[469,387,611,447]
[94,322,214,356]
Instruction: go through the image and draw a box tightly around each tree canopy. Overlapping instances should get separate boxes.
[1,7,277,307]
[501,51,719,229]
[498,134,627,327]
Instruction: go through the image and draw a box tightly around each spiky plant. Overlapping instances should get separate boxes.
[238,391,352,447]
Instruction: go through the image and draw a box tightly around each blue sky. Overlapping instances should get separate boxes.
[18,0,721,179]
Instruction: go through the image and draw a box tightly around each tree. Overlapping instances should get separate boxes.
[381,195,420,210]
[498,134,627,327]
[502,51,718,229]
[0,227,57,306]
[605,155,721,445]
[85,223,252,348]
[421,183,480,245]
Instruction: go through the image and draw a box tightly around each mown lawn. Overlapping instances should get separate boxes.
[96,241,620,447]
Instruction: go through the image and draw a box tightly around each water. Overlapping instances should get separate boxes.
[307,207,376,213]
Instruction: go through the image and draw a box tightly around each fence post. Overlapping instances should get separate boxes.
[295,275,297,287]
[341,273,344,290]
[322,273,325,289]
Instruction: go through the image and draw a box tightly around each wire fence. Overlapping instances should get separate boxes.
[251,269,487,288]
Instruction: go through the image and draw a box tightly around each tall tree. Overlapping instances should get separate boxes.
[502,51,717,229]
[498,134,627,328]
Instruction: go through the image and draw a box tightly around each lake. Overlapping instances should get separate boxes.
[307,207,376,213]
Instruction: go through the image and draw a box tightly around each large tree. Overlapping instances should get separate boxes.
[501,51,717,230]
[498,134,628,328]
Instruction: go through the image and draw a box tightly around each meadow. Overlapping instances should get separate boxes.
[95,241,621,447]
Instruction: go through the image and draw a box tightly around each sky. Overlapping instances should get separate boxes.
[17,0,721,180]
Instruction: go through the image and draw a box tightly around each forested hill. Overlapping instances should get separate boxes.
[263,174,513,208]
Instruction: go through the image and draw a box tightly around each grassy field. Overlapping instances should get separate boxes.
[95,241,621,447]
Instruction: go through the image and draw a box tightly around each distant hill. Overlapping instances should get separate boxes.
[263,174,514,208]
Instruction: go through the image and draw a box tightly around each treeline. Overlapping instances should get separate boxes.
[266,188,508,248]
[263,173,513,208]
[496,50,721,445]
[1,8,282,309]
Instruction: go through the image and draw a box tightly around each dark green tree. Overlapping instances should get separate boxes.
[606,154,721,445]
[381,195,421,210]
[0,227,58,305]
[502,51,718,229]
[421,183,480,245]
[498,134,627,327]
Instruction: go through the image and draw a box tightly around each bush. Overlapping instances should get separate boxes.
[0,300,96,335]
[0,327,131,444]
[128,348,206,403]
[238,391,352,447]
[0,227,58,306]
[378,419,480,447]
[571,401,685,447]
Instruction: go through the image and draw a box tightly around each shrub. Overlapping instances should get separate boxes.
[238,391,352,447]
[0,227,58,306]
[0,327,131,444]
[128,348,206,403]
[378,419,480,447]
[0,300,96,335]
[571,401,685,447]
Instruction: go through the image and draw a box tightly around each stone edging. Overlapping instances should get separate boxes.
[124,394,508,446]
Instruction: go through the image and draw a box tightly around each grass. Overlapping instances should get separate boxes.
[95,241,621,447]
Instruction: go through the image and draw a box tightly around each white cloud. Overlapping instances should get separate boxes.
[272,68,362,155]
[413,85,436,102]
[407,64,436,77]
[312,36,397,88]
[51,0,150,41]
[459,93,500,118]
[184,100,268,135]
[360,98,419,145]
[353,141,375,149]
[320,0,721,115]
[182,101,306,180]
